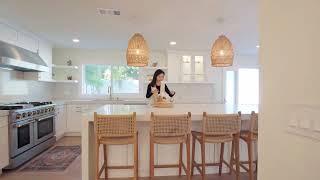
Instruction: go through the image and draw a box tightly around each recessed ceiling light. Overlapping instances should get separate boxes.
[169,41,177,45]
[256,45,260,48]
[72,38,80,43]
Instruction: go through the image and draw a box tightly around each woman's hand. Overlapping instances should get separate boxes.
[151,87,158,94]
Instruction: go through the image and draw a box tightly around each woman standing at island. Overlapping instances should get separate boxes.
[146,69,175,99]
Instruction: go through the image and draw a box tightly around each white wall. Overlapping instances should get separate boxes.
[259,0,320,179]
[0,70,53,103]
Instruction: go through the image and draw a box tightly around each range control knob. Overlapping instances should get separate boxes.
[16,114,21,119]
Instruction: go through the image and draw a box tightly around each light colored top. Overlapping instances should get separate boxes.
[0,111,9,117]
[82,104,258,122]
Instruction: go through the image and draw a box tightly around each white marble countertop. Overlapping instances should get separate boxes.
[53,99,147,105]
[0,110,9,117]
[82,104,259,122]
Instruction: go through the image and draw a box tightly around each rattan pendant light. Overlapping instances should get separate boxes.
[210,35,234,67]
[126,33,149,67]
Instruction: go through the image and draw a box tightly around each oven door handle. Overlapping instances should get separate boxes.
[12,120,35,128]
[36,115,55,122]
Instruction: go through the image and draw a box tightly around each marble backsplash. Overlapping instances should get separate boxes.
[0,69,53,104]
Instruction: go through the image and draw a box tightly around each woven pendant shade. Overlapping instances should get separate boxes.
[126,33,149,67]
[210,35,234,67]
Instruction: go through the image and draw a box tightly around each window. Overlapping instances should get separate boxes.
[82,65,139,95]
[225,68,259,105]
[238,68,259,104]
[225,70,236,104]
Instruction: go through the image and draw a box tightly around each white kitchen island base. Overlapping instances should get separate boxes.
[81,104,258,179]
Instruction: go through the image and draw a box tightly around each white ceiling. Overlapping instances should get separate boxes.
[0,0,258,54]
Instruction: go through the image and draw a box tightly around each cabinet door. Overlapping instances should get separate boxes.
[0,116,9,169]
[55,105,66,138]
[0,22,18,44]
[17,32,38,53]
[66,105,83,133]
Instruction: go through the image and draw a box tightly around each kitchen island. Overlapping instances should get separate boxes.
[81,104,258,179]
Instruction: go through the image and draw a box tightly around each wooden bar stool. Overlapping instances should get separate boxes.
[94,112,138,180]
[149,112,191,180]
[191,112,241,180]
[232,111,258,180]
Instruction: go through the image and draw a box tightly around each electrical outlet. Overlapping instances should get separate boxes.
[289,118,298,128]
[313,118,320,132]
[299,118,311,129]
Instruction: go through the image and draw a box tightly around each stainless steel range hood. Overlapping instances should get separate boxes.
[0,40,49,72]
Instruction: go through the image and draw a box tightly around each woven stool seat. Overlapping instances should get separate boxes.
[192,131,234,143]
[240,131,258,141]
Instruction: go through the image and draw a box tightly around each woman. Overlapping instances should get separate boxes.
[146,69,175,99]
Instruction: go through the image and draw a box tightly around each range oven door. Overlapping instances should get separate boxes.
[10,119,35,157]
[34,114,55,145]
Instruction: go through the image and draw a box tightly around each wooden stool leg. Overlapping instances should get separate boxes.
[179,143,183,176]
[248,140,254,180]
[186,134,191,180]
[200,140,206,180]
[191,135,196,176]
[219,142,225,176]
[95,140,100,180]
[149,135,154,179]
[234,134,241,180]
[229,140,235,175]
[134,133,139,180]
[103,145,108,179]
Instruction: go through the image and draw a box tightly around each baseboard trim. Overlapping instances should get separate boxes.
[64,132,81,137]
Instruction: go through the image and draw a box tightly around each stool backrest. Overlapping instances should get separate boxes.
[250,111,258,134]
[202,112,241,136]
[151,112,191,137]
[94,112,136,138]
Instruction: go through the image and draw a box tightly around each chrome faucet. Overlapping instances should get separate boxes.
[107,85,113,100]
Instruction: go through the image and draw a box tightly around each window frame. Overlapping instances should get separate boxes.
[223,66,260,105]
[80,64,142,98]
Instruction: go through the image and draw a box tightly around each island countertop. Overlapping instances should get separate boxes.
[82,103,259,121]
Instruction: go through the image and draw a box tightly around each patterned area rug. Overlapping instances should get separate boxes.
[21,146,81,171]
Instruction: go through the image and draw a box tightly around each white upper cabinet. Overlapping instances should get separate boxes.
[167,51,208,83]
[0,23,18,44]
[0,22,38,53]
[0,21,53,81]
[16,32,38,53]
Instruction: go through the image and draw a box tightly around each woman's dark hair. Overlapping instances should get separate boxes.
[150,69,165,87]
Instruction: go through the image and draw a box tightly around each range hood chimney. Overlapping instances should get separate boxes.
[0,40,49,72]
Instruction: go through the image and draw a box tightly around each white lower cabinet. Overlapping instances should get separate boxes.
[66,104,104,136]
[0,116,9,172]
[55,105,67,140]
[66,105,85,134]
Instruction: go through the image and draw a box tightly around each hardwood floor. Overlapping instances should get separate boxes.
[0,137,253,180]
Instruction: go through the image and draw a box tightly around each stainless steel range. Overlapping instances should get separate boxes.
[0,102,56,169]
